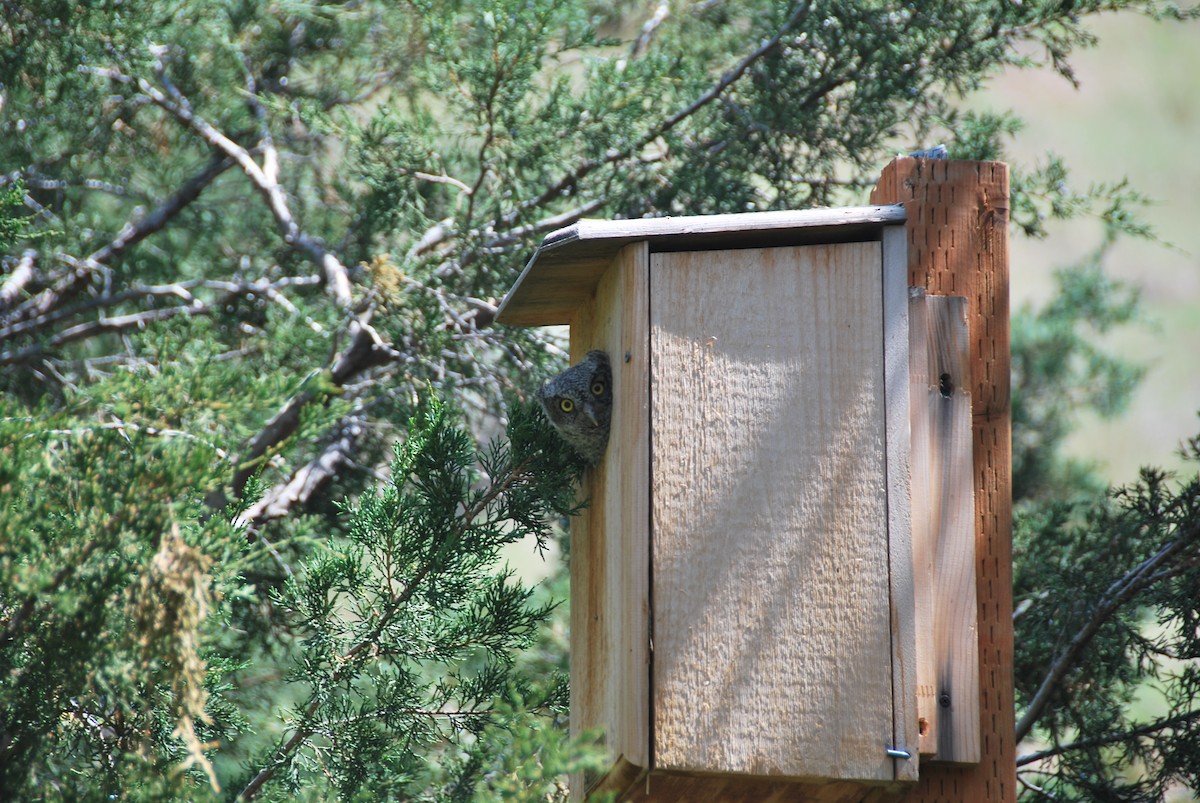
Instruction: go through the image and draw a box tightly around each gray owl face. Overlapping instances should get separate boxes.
[537,350,612,465]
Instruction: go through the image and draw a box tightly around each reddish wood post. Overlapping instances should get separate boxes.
[871,159,1016,802]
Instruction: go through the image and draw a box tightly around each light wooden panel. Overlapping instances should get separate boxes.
[569,241,651,797]
[650,242,905,783]
[872,157,1014,801]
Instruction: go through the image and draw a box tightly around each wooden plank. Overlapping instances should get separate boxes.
[545,205,907,249]
[871,158,1014,801]
[924,295,979,764]
[612,770,909,803]
[569,241,651,798]
[496,206,907,326]
[649,242,901,783]
[909,293,980,762]
[906,289,938,755]
[881,224,918,784]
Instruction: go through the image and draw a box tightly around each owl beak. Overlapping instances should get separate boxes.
[583,404,598,427]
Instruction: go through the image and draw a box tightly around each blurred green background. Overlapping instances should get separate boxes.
[985,14,1200,485]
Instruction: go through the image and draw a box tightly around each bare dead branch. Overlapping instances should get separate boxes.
[85,65,356,308]
[0,250,36,310]
[400,169,473,195]
[0,303,213,366]
[631,0,671,57]
[0,275,321,361]
[479,198,608,252]
[238,415,367,532]
[205,315,398,512]
[2,155,234,329]
[2,173,136,198]
[35,417,232,462]
[0,275,195,343]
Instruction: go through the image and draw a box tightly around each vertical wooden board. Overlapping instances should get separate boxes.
[569,241,651,794]
[909,293,980,764]
[872,158,1014,802]
[882,225,918,784]
[907,290,939,755]
[650,243,897,783]
[923,296,979,764]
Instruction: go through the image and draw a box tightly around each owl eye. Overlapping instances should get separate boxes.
[591,381,605,396]
[559,398,575,413]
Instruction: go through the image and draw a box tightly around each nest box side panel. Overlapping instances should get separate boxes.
[568,241,652,787]
[650,242,898,783]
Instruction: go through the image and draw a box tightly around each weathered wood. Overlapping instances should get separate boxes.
[906,290,937,754]
[909,294,979,763]
[609,769,910,803]
[496,206,907,326]
[648,242,913,783]
[872,158,1014,801]
[882,224,919,784]
[569,242,652,796]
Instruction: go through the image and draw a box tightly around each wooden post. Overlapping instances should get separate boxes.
[871,159,1015,801]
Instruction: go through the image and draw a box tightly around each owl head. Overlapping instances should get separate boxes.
[537,350,613,464]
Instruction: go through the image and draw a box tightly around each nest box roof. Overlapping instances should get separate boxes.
[495,204,907,326]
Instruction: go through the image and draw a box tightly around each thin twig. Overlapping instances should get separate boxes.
[32,418,232,462]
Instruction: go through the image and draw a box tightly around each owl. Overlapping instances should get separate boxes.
[537,350,613,465]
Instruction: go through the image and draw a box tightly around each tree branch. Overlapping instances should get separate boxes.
[0,304,208,366]
[0,275,321,365]
[202,314,398,514]
[0,276,196,344]
[237,415,366,533]
[1,155,234,326]
[1015,517,1200,742]
[86,65,355,308]
[1017,708,1200,766]
[630,0,671,57]
[0,250,36,310]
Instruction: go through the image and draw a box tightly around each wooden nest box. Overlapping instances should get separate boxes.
[498,159,1012,803]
